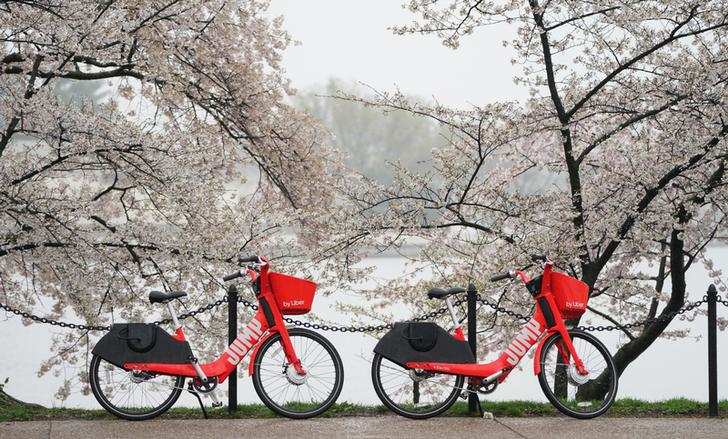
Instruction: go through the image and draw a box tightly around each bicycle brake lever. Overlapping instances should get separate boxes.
[519,263,534,271]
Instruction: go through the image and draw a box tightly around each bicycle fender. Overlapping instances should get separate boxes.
[533,330,559,376]
[247,330,280,376]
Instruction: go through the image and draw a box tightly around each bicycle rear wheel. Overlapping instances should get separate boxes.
[537,330,617,419]
[252,328,344,419]
[371,353,464,419]
[89,354,184,420]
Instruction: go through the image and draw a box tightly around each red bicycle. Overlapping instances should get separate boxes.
[89,256,344,420]
[371,255,618,419]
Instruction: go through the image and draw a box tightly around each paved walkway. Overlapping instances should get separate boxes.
[2,416,727,439]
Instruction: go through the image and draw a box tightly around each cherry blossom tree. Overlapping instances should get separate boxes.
[326,0,727,397]
[0,0,343,398]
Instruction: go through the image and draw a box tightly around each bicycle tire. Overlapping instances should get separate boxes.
[371,353,464,419]
[89,354,184,421]
[252,328,344,419]
[537,330,618,419]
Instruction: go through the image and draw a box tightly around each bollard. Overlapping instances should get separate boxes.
[467,283,478,415]
[707,284,718,417]
[228,284,238,413]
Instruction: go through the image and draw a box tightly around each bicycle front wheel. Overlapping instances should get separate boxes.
[371,353,464,419]
[252,328,344,419]
[538,330,618,419]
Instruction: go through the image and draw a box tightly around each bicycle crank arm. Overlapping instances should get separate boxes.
[190,360,223,407]
[481,370,504,387]
[207,388,222,407]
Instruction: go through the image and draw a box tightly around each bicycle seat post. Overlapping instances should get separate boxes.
[445,297,459,328]
[166,302,181,329]
[166,300,222,408]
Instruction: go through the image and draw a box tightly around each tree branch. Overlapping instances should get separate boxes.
[567,8,726,118]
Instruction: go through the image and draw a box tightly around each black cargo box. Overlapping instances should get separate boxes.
[374,321,475,367]
[92,323,193,368]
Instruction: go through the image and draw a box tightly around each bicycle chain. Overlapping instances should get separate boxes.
[2,291,724,334]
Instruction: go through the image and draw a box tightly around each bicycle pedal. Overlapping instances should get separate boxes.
[211,401,223,408]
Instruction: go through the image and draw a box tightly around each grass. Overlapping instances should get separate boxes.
[2,398,727,422]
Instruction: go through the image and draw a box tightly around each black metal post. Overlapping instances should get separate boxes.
[707,284,718,418]
[227,284,238,413]
[467,283,478,415]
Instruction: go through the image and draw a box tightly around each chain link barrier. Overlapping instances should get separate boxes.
[0,291,725,334]
[0,301,111,332]
[575,296,709,332]
[236,295,466,333]
[154,296,229,326]
[718,294,728,309]
[475,294,531,323]
[0,296,230,332]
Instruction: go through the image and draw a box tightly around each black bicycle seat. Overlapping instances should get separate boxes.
[148,290,187,304]
[427,286,466,300]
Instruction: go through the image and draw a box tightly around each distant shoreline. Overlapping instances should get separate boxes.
[366,240,728,259]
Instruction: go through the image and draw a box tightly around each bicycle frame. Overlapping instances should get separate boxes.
[405,263,588,382]
[123,261,306,383]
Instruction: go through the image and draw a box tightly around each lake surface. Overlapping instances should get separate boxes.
[2,248,727,408]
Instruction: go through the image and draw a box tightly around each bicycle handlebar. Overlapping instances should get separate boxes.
[223,271,242,282]
[490,272,512,282]
[491,256,551,284]
[224,255,267,282]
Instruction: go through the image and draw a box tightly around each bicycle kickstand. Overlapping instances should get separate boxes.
[187,383,209,419]
[469,386,493,419]
[476,394,496,419]
[474,392,485,417]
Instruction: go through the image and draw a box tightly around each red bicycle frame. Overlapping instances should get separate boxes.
[124,258,306,384]
[405,262,588,383]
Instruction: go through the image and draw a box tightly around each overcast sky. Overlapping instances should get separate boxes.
[268,0,526,107]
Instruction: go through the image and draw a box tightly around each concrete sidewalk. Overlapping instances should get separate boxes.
[2,416,726,439]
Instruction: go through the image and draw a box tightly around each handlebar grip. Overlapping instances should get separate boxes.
[490,272,512,282]
[531,254,547,263]
[223,271,241,282]
[238,255,259,264]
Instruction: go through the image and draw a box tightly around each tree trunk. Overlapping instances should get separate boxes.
[577,227,687,400]
[0,383,44,410]
[578,162,725,399]
[554,364,569,400]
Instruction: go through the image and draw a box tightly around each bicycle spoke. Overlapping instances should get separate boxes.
[540,333,616,417]
[374,355,461,416]
[92,356,182,418]
[255,332,341,415]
